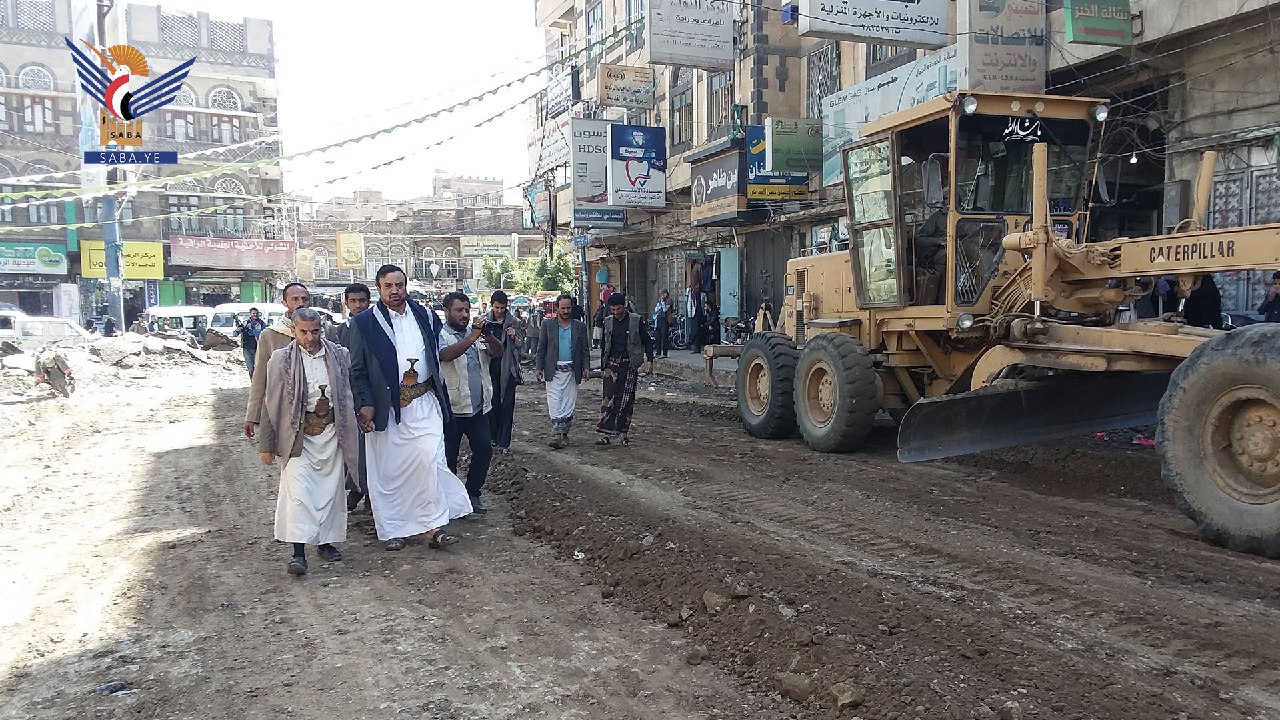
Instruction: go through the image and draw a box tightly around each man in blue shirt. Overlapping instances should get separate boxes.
[536,294,591,449]
[234,307,267,378]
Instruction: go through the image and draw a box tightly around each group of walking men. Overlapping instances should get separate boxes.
[245,266,655,576]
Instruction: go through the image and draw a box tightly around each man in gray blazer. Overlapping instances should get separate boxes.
[536,294,592,449]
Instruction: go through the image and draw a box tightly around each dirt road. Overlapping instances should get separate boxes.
[0,365,788,720]
[3,363,1279,720]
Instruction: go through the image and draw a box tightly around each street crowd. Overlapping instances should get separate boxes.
[244,265,655,576]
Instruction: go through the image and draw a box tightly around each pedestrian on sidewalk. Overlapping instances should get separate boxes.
[537,294,591,449]
[257,308,360,576]
[245,284,311,438]
[653,289,673,359]
[234,307,268,379]
[485,291,523,455]
[439,292,505,515]
[347,265,472,551]
[597,293,654,447]
[328,283,372,512]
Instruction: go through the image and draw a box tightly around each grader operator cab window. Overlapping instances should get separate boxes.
[955,114,1092,216]
[844,140,901,306]
[899,118,950,306]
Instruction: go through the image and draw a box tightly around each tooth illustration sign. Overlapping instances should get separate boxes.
[607,124,667,208]
[626,159,651,188]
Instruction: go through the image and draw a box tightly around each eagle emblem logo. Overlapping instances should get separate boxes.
[65,38,195,147]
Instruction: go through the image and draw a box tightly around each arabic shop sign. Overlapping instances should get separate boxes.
[958,0,1046,94]
[169,235,296,271]
[1064,0,1133,47]
[746,125,808,202]
[570,118,626,228]
[597,64,656,110]
[798,0,948,49]
[645,0,735,71]
[80,240,164,279]
[545,64,581,119]
[821,44,958,186]
[0,241,67,275]
[690,151,748,226]
[764,117,823,174]
[607,124,668,208]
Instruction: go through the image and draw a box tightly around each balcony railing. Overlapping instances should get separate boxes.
[165,216,280,240]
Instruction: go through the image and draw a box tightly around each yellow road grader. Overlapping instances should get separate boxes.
[736,91,1280,556]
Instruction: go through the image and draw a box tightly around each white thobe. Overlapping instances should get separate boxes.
[365,307,472,541]
[274,345,347,545]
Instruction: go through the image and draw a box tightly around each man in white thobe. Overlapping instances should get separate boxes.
[347,265,472,551]
[258,308,360,576]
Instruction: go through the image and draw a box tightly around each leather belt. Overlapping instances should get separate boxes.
[399,376,435,408]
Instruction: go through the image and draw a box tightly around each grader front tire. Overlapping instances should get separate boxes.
[1158,324,1280,557]
[737,332,799,439]
[794,333,878,453]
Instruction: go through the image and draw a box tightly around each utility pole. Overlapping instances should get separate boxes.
[97,0,124,329]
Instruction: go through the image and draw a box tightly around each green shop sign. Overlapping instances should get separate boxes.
[1064,0,1133,47]
[0,241,68,275]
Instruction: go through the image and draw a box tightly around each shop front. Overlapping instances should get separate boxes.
[0,240,71,315]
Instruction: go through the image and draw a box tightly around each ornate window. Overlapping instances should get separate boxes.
[21,96,54,133]
[210,114,243,144]
[209,20,247,52]
[364,242,389,280]
[441,247,459,279]
[414,246,439,279]
[806,43,840,119]
[15,0,54,32]
[670,85,694,150]
[313,247,330,281]
[213,202,245,236]
[389,242,411,273]
[0,95,9,132]
[585,1,605,65]
[166,178,201,193]
[166,193,200,234]
[172,86,197,108]
[213,177,247,196]
[18,66,53,91]
[0,164,13,223]
[26,165,59,224]
[163,109,195,141]
[208,88,243,112]
[159,13,199,46]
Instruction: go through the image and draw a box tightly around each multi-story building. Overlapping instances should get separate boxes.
[529,0,1280,324]
[529,0,804,322]
[295,188,543,307]
[0,1,281,321]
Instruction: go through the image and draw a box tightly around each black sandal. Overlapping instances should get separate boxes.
[595,436,611,446]
[427,529,460,549]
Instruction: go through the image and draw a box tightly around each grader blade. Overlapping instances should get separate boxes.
[896,372,1173,463]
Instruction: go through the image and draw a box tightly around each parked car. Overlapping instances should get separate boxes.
[0,315,95,346]
[145,305,214,342]
[209,302,287,342]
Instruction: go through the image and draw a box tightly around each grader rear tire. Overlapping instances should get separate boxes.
[1157,324,1280,557]
[737,332,799,439]
[794,333,878,453]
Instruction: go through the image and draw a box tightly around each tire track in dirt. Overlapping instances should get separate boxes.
[508,390,1280,718]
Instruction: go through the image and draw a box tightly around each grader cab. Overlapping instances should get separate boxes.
[736,91,1280,556]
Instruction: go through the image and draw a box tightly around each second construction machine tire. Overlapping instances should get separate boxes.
[794,333,878,453]
[1158,323,1280,557]
[737,332,799,439]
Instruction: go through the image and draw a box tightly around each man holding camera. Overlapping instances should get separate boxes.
[439,291,506,515]
[234,307,267,379]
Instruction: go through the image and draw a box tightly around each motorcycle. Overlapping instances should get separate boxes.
[34,346,74,397]
[722,315,755,345]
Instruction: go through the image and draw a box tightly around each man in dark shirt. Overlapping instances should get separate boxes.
[1259,271,1280,323]
[596,293,655,447]
[234,307,268,378]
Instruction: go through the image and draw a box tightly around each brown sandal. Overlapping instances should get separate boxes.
[427,529,460,549]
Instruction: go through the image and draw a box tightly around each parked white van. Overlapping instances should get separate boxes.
[209,302,287,341]
[145,305,214,341]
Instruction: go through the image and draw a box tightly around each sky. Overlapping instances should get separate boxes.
[149,0,547,203]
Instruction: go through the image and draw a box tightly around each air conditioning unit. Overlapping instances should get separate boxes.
[781,2,798,24]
